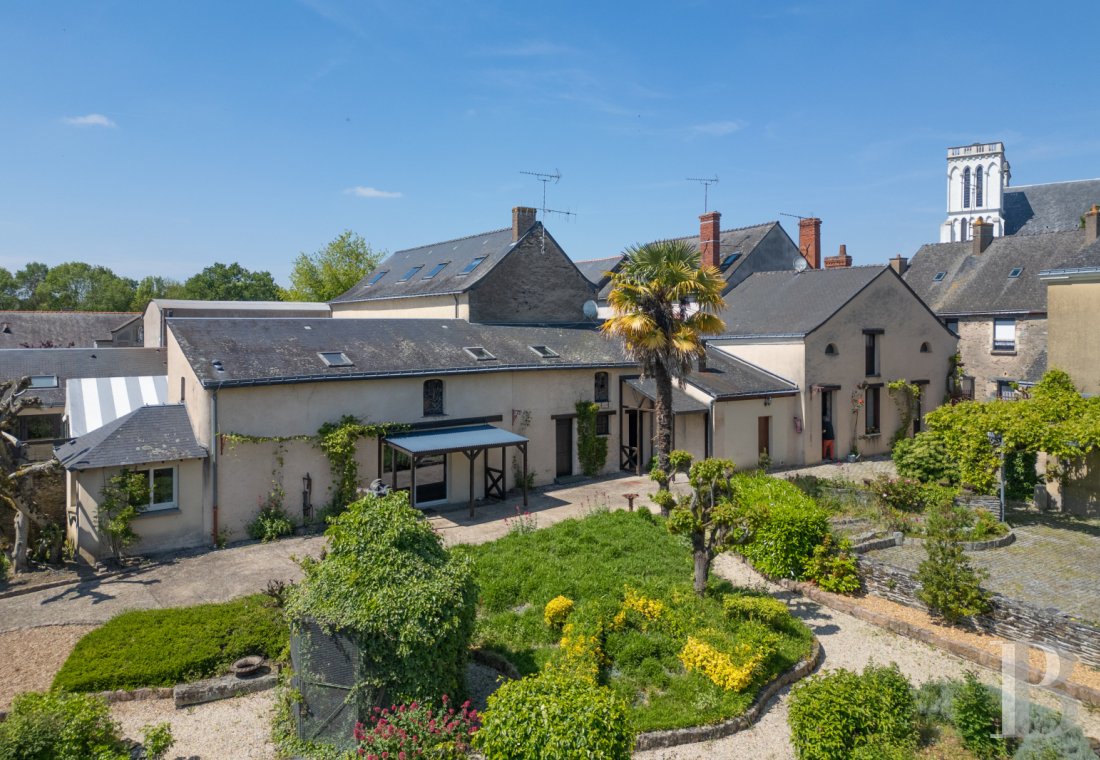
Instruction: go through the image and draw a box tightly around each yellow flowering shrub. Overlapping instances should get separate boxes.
[611,588,666,631]
[543,595,575,628]
[553,622,606,684]
[677,636,768,692]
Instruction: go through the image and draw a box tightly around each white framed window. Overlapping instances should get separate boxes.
[132,466,177,512]
[29,375,59,388]
[993,319,1016,351]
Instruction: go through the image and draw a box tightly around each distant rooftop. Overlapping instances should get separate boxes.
[0,310,138,349]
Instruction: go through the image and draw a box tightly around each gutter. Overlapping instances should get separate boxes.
[210,389,219,546]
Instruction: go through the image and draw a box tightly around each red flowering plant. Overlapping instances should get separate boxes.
[352,694,479,759]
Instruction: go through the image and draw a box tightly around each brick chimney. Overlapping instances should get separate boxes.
[699,211,721,269]
[512,206,537,241]
[798,217,822,269]
[889,254,909,276]
[972,216,993,255]
[824,244,852,269]
[1085,204,1100,245]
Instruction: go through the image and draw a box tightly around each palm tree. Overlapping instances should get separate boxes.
[601,240,726,511]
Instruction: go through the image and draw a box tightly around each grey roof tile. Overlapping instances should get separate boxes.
[688,348,799,398]
[0,311,139,349]
[573,256,622,287]
[713,267,886,338]
[168,318,632,388]
[1,348,168,407]
[1004,179,1100,236]
[331,227,521,303]
[625,378,708,413]
[905,231,1089,315]
[55,404,206,471]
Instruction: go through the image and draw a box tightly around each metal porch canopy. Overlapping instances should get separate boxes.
[380,424,529,517]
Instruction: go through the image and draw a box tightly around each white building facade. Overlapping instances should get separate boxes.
[941,142,1011,243]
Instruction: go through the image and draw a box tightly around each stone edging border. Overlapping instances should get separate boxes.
[852,530,1016,554]
[633,637,823,751]
[777,579,1100,709]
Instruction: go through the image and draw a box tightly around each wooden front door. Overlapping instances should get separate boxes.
[556,418,573,477]
[757,416,771,458]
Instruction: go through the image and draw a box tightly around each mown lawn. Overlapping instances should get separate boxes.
[455,509,814,732]
[52,594,287,692]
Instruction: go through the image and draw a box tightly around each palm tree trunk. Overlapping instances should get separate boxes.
[653,362,673,492]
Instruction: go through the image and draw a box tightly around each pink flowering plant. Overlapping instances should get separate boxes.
[352,695,479,759]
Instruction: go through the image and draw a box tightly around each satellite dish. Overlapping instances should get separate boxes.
[793,257,809,274]
[582,300,599,321]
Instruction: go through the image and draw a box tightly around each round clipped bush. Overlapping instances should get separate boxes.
[286,491,477,705]
[543,595,575,628]
[474,671,634,759]
[0,691,129,760]
[788,663,916,760]
[733,473,830,579]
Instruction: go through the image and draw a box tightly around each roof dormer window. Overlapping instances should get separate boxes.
[1008,267,1023,278]
[319,352,354,367]
[459,257,486,275]
[528,345,559,359]
[423,262,449,279]
[463,346,496,361]
[398,266,423,282]
[933,271,947,282]
[367,271,387,286]
[29,375,58,388]
[720,252,741,271]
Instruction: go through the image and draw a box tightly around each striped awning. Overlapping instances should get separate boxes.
[65,376,168,437]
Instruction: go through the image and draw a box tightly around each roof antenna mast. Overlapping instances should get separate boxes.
[686,175,719,213]
[519,169,575,253]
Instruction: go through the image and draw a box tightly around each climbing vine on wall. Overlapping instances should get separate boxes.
[887,379,921,448]
[575,401,608,477]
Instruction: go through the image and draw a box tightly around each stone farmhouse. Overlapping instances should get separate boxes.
[905,142,1100,400]
[0,206,955,563]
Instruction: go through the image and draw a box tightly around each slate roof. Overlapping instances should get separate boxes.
[712,267,886,338]
[625,378,708,413]
[55,404,206,471]
[905,231,1090,315]
[150,299,329,313]
[1037,238,1100,275]
[1,348,168,407]
[1004,179,1100,236]
[168,318,632,388]
[332,225,531,304]
[0,311,139,349]
[573,256,622,288]
[597,222,789,299]
[688,347,799,399]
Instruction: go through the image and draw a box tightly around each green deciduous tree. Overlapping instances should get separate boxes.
[183,262,281,301]
[34,262,136,311]
[129,276,186,311]
[0,268,18,310]
[286,230,383,302]
[14,262,49,309]
[601,240,725,510]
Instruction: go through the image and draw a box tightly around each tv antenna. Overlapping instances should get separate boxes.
[520,169,575,253]
[780,211,815,220]
[686,175,719,212]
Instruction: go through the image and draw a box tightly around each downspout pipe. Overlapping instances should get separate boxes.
[210,389,219,545]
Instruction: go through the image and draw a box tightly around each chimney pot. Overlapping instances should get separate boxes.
[512,206,537,241]
[972,216,994,255]
[798,217,822,269]
[1085,204,1100,245]
[699,211,721,270]
[890,254,909,276]
[824,244,852,269]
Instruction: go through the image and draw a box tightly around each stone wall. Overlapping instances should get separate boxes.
[955,314,1047,401]
[859,557,1100,668]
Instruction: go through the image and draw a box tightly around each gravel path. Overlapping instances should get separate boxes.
[0,624,95,709]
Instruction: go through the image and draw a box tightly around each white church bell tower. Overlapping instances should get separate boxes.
[941,142,1010,242]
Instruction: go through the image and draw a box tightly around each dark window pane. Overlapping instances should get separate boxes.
[423,379,444,416]
[152,468,174,505]
[595,415,609,436]
[594,372,609,403]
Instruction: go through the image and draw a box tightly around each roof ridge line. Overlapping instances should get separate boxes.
[1010,177,1100,189]
[665,220,778,242]
[394,226,512,253]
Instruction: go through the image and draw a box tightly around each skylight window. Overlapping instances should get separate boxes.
[318,352,354,367]
[719,252,741,271]
[933,271,947,282]
[423,262,449,279]
[1008,267,1023,278]
[367,271,387,286]
[463,346,496,361]
[28,375,58,388]
[459,257,487,275]
[528,345,560,359]
[398,266,423,282]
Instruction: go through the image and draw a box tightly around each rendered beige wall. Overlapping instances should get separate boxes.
[710,395,799,469]
[70,458,205,563]
[1047,281,1100,395]
[331,295,469,319]
[143,302,163,347]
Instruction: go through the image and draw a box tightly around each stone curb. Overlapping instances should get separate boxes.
[633,637,823,752]
[776,579,1100,709]
[174,670,279,708]
[901,531,1016,552]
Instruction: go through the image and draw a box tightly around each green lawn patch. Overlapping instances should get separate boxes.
[52,594,287,692]
[455,509,814,733]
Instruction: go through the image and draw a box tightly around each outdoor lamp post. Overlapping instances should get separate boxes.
[986,432,1005,522]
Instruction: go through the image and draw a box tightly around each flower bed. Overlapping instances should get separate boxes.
[456,510,814,733]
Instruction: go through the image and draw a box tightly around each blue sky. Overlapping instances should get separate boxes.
[2,1,1099,285]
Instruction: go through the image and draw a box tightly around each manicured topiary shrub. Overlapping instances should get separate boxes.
[788,663,916,760]
[733,472,830,579]
[474,671,634,760]
[0,691,129,760]
[286,491,478,705]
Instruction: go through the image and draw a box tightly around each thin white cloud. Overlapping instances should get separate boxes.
[688,120,745,137]
[344,186,402,199]
[63,113,117,128]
